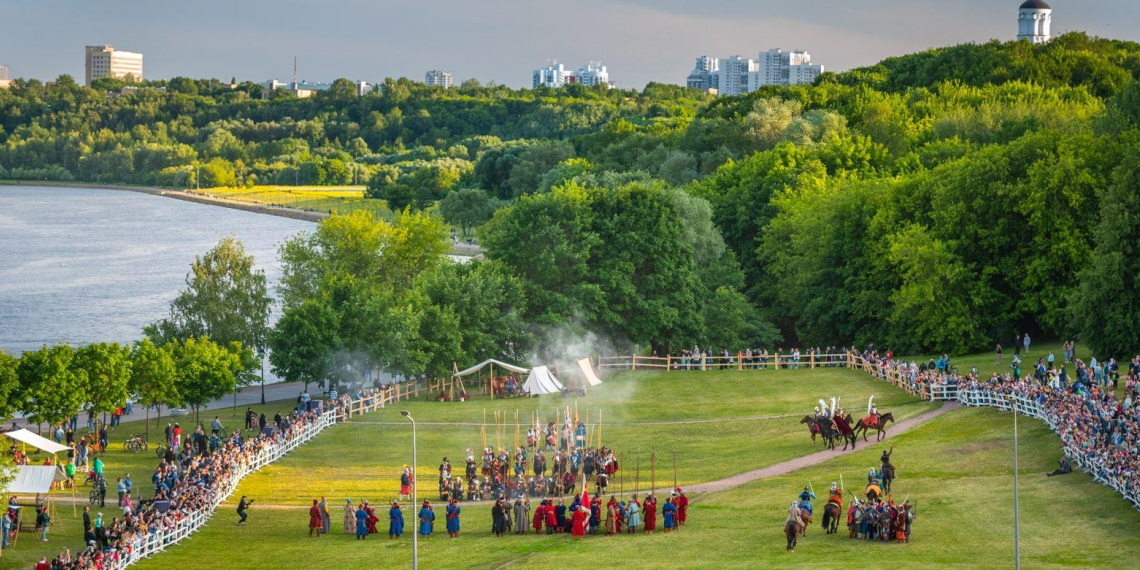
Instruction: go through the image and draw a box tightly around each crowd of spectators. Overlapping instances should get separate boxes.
[29,407,329,570]
[856,346,1140,510]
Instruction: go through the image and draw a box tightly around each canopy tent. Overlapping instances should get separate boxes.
[453,359,530,377]
[577,358,603,387]
[3,428,70,455]
[523,366,564,396]
[3,465,66,494]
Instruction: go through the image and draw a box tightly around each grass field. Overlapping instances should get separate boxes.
[8,363,1140,569]
[198,186,390,218]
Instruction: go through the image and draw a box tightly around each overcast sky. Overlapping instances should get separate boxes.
[1,1,1136,88]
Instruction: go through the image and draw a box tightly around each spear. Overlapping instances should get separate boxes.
[673,448,678,493]
[840,474,845,495]
[635,451,641,496]
[651,449,656,494]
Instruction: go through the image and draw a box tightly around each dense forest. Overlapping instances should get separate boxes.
[5,33,1140,359]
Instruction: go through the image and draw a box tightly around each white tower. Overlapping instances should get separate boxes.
[1017,0,1052,44]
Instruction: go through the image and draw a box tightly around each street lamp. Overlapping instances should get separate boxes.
[401,410,417,570]
[1013,404,1020,570]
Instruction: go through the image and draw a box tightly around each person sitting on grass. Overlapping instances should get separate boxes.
[1047,457,1073,477]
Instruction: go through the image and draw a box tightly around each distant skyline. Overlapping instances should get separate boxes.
[1,0,1136,88]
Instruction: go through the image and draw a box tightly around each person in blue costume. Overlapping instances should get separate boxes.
[662,494,677,532]
[354,503,368,540]
[418,500,435,536]
[388,501,404,539]
[798,486,816,516]
[446,499,461,537]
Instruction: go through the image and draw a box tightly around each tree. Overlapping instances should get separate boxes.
[17,344,87,431]
[1071,144,1140,356]
[170,337,245,419]
[703,286,781,351]
[269,299,340,390]
[0,349,20,422]
[439,188,495,236]
[129,338,179,437]
[73,342,132,427]
[147,236,272,358]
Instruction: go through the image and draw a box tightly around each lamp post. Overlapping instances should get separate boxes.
[1013,403,1020,570]
[401,410,417,570]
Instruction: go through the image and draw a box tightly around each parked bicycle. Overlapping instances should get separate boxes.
[154,441,170,458]
[122,433,148,453]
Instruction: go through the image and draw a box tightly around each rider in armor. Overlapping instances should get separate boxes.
[867,467,881,486]
[798,486,816,515]
[828,481,843,506]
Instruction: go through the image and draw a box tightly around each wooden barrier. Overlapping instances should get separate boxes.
[598,352,850,372]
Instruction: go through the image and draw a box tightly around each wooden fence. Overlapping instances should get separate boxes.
[598,352,852,372]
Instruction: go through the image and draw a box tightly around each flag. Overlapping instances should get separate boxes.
[581,486,590,509]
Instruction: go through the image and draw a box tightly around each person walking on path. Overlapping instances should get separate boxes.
[1023,333,1031,355]
[995,343,1002,366]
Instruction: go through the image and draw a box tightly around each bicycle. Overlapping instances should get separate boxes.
[154,442,170,458]
[89,488,102,505]
[122,434,148,453]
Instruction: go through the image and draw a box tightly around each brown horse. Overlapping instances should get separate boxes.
[800,415,822,443]
[798,508,812,536]
[821,500,842,535]
[785,520,800,551]
[855,412,895,442]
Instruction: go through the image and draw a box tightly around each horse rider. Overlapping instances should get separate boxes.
[786,500,804,528]
[828,482,844,507]
[880,446,894,471]
[867,467,881,486]
[865,396,879,428]
[797,486,816,516]
[833,409,852,435]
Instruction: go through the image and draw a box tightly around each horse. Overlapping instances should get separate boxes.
[800,416,821,443]
[855,412,895,442]
[865,483,882,503]
[785,520,800,551]
[881,463,895,493]
[837,414,858,450]
[816,420,838,450]
[798,508,812,536]
[821,500,842,535]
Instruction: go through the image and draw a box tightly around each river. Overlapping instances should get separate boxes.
[0,185,315,354]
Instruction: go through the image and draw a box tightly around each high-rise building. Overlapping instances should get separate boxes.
[686,56,719,91]
[1017,0,1052,44]
[574,62,610,87]
[693,49,824,96]
[85,45,144,86]
[425,70,453,88]
[0,63,9,80]
[533,60,612,89]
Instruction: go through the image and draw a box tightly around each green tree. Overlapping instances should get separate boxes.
[17,344,87,430]
[269,299,340,390]
[73,342,132,426]
[0,350,20,422]
[170,337,245,419]
[439,188,495,236]
[129,338,180,437]
[1071,143,1140,356]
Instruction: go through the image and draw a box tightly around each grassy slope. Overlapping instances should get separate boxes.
[199,186,388,218]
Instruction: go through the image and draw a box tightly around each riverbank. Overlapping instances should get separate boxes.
[1,180,327,222]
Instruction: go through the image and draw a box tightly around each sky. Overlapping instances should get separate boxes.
[1,0,1137,88]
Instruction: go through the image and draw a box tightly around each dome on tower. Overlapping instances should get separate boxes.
[1019,0,1051,9]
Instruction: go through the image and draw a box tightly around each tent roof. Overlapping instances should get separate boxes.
[3,428,70,454]
[523,366,564,395]
[454,359,530,378]
[3,465,65,494]
[577,358,603,387]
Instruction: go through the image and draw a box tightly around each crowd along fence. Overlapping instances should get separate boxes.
[96,385,419,570]
[597,352,851,372]
[847,352,1140,512]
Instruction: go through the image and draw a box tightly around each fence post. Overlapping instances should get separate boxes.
[737,353,743,371]
[774,354,780,370]
[666,355,672,370]
[810,352,816,369]
[631,354,637,371]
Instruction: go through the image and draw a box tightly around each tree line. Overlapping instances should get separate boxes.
[5,32,1140,358]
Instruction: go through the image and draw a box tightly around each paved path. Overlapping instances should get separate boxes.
[10,381,308,430]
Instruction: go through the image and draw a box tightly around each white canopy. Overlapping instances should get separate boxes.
[453,358,530,378]
[3,428,71,454]
[3,465,65,494]
[577,358,603,387]
[523,366,564,395]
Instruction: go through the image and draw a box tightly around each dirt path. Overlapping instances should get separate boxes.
[685,401,959,495]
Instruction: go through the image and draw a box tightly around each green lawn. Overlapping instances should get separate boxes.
[127,408,1140,570]
[9,365,1140,569]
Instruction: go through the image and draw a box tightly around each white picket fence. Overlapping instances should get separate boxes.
[848,352,1140,512]
[96,407,340,569]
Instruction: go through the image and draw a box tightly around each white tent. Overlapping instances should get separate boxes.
[523,366,564,396]
[3,465,64,494]
[3,428,71,454]
[453,359,530,377]
[577,358,603,387]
